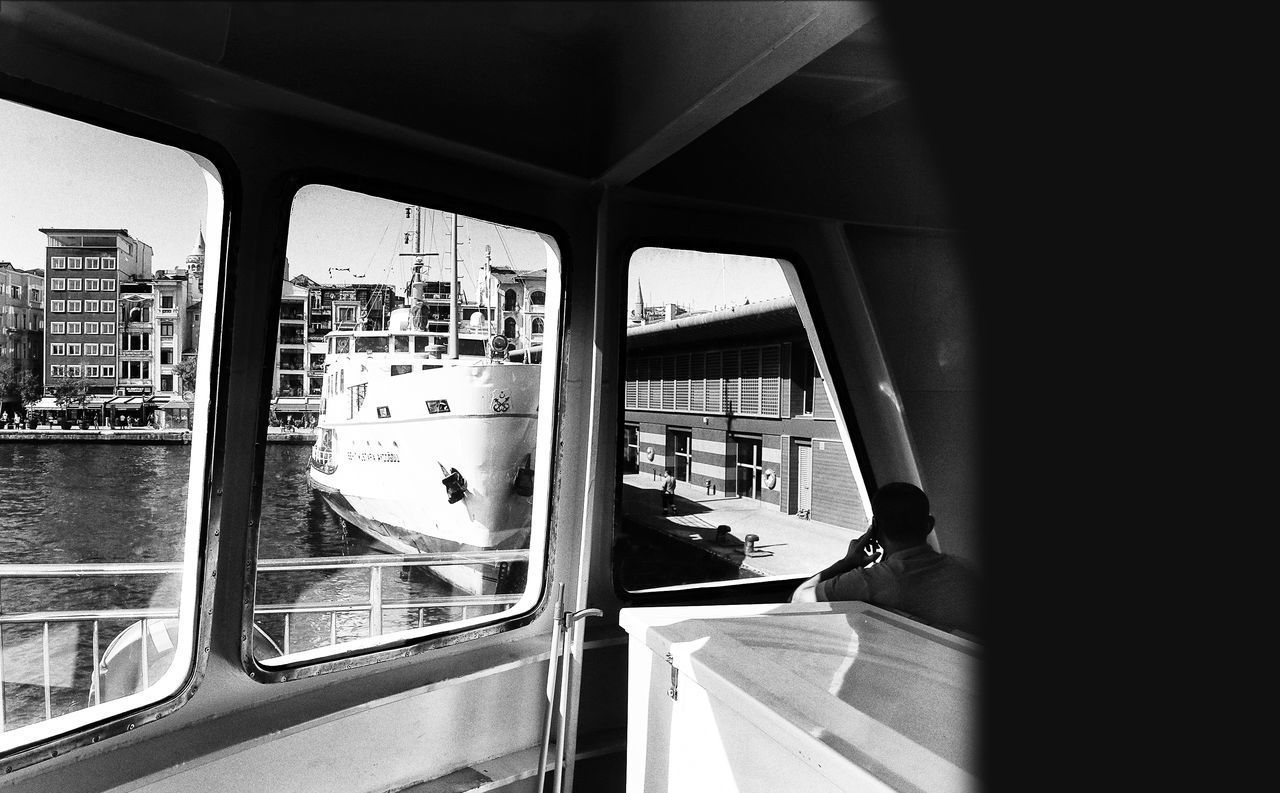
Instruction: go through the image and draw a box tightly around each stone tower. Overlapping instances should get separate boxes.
[185,230,205,302]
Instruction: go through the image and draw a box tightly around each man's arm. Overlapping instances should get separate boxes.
[791,522,879,602]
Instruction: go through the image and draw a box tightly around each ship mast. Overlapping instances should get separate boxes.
[449,211,458,359]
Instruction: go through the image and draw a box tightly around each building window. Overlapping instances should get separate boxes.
[68,322,82,334]
[29,287,41,304]
[531,317,544,335]
[67,343,82,355]
[503,317,516,338]
[161,295,174,309]
[125,334,150,350]
[50,343,65,356]
[85,278,100,290]
[160,322,174,337]
[101,257,115,270]
[85,321,99,334]
[86,365,100,377]
[50,321,66,334]
[102,278,116,291]
[51,278,66,290]
[85,300,100,312]
[101,321,116,334]
[85,257,100,269]
[85,343,100,356]
[101,300,116,313]
[504,289,517,310]
[530,290,545,306]
[68,300,82,312]
[68,257,82,269]
[50,365,65,377]
[51,256,66,269]
[67,365,82,377]
[50,300,65,312]
[161,374,173,391]
[67,278,82,290]
[160,349,173,364]
[101,344,116,356]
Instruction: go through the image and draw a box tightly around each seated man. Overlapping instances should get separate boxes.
[791,482,979,637]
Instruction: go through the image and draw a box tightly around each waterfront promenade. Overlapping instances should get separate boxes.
[0,426,317,444]
[621,471,861,579]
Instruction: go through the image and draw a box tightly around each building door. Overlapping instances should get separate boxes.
[734,435,762,499]
[797,443,812,513]
[623,424,639,474]
[669,429,692,482]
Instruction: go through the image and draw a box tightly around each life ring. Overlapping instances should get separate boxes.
[646,447,655,461]
[763,468,777,490]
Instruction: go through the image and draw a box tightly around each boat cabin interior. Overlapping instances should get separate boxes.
[0,2,994,791]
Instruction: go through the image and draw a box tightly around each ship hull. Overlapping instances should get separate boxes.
[308,362,540,595]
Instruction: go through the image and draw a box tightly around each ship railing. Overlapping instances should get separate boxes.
[0,551,527,731]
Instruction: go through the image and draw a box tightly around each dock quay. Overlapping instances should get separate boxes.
[620,472,860,580]
[0,427,317,444]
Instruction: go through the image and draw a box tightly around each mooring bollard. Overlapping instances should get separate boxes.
[744,533,759,554]
[715,525,730,544]
[705,479,712,495]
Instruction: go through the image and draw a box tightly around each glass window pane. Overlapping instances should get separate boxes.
[252,185,559,667]
[0,97,219,751]
[616,247,871,592]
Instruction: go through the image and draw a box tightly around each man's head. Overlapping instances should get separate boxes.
[872,482,934,545]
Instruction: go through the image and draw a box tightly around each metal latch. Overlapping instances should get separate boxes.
[665,652,679,701]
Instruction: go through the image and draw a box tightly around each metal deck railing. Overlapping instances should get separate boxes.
[0,551,527,731]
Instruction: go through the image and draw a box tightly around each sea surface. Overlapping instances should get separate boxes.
[0,442,449,730]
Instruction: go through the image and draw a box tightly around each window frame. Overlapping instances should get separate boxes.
[0,104,228,769]
[245,181,565,683]
[612,244,876,606]
[50,277,66,290]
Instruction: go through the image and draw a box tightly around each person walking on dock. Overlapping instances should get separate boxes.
[661,469,678,515]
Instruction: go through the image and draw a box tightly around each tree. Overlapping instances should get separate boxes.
[48,374,93,409]
[0,359,44,412]
[172,357,198,398]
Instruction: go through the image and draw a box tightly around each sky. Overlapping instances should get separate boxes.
[2,97,794,310]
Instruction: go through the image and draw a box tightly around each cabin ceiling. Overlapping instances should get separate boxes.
[1,1,953,228]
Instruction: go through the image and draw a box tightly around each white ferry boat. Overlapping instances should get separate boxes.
[307,214,540,595]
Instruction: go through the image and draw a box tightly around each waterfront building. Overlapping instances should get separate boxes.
[623,295,865,530]
[0,261,45,418]
[489,264,547,348]
[38,229,152,424]
[33,228,202,426]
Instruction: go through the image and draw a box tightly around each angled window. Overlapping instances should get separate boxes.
[615,247,871,594]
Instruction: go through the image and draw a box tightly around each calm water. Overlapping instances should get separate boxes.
[0,442,448,729]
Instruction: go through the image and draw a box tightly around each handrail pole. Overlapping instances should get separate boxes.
[369,566,383,636]
[140,618,150,690]
[536,582,565,793]
[42,622,52,720]
[0,620,7,732]
[283,613,291,655]
[91,620,101,706]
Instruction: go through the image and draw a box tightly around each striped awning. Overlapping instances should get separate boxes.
[106,397,144,406]
[29,397,61,410]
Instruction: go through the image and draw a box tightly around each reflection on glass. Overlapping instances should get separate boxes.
[253,185,557,664]
[616,247,872,592]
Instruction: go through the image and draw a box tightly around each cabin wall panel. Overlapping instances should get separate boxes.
[844,227,976,567]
